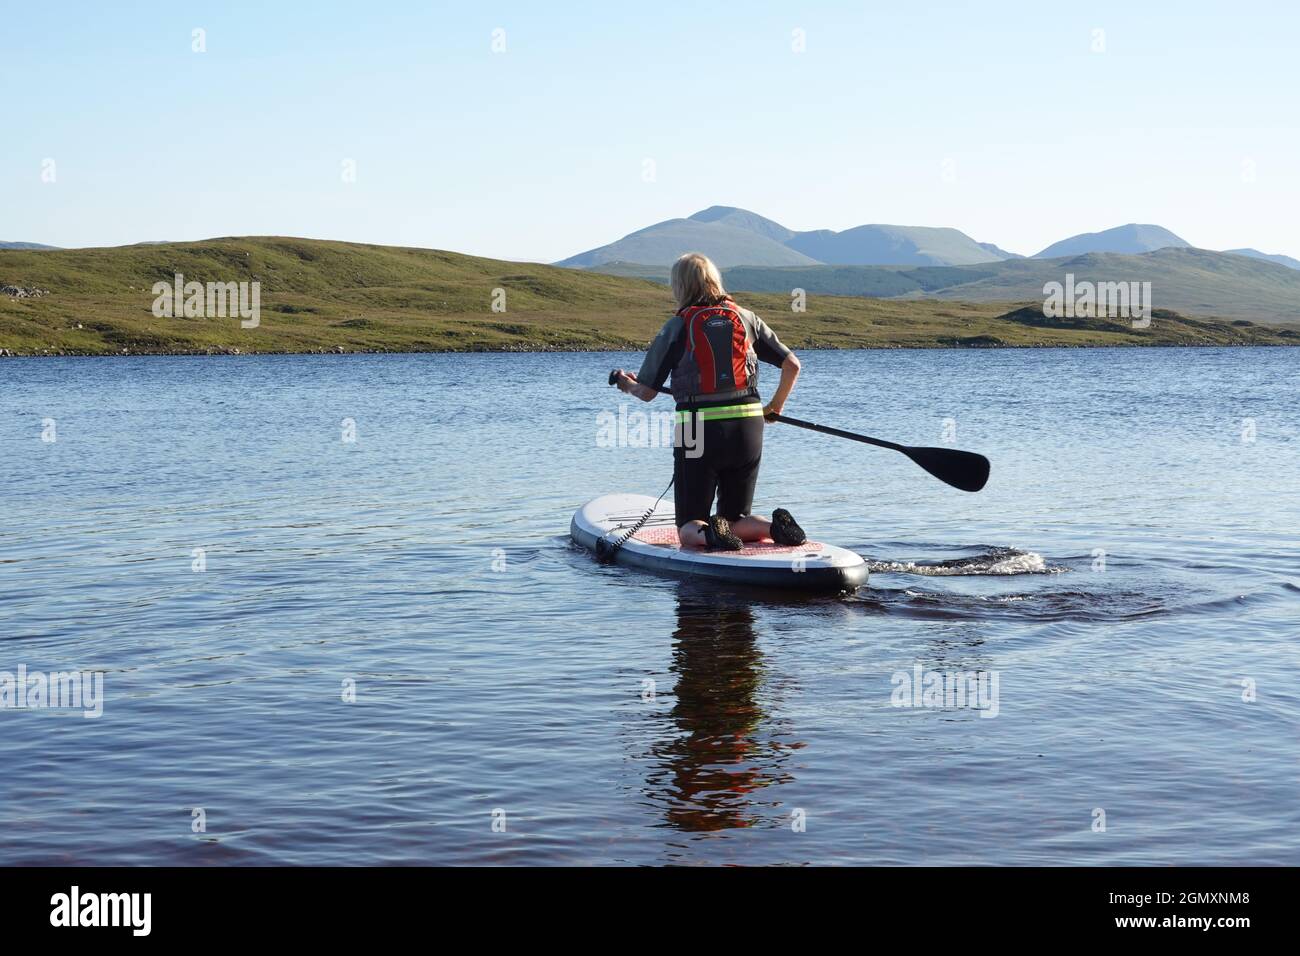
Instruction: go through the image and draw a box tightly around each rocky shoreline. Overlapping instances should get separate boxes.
[2,340,1297,358]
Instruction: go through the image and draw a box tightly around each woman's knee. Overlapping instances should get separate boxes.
[677,520,706,547]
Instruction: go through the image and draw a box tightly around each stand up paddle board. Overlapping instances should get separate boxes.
[571,493,868,593]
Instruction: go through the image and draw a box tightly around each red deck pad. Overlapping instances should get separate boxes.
[632,524,824,555]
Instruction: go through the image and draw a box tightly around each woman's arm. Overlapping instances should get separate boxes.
[613,368,658,403]
[763,353,800,419]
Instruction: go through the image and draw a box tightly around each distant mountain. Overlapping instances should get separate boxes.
[1224,248,1300,270]
[559,206,1011,268]
[1033,224,1189,258]
[685,205,796,243]
[0,241,59,250]
[623,246,1300,323]
[556,213,817,268]
[785,224,1010,266]
[565,210,1298,277]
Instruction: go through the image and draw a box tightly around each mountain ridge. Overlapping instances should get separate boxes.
[590,246,1300,324]
[558,206,1012,269]
[558,208,1288,271]
[1224,247,1300,270]
[0,241,60,251]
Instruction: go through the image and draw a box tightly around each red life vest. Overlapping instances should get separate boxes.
[677,300,751,395]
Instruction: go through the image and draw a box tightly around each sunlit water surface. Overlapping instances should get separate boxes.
[1,347,1297,864]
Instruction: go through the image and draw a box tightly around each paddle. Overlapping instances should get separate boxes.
[608,370,991,493]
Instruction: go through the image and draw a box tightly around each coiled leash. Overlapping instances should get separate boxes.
[595,474,674,564]
[597,370,676,564]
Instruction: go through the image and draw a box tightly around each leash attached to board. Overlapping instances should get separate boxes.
[594,473,674,564]
[597,369,674,564]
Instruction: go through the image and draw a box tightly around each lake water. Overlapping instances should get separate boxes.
[1,347,1297,865]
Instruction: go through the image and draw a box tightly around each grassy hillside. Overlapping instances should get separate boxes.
[930,247,1300,322]
[1,237,1294,356]
[725,264,998,297]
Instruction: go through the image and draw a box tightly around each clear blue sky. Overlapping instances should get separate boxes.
[4,0,1297,259]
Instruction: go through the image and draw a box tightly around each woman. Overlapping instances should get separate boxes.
[613,252,806,551]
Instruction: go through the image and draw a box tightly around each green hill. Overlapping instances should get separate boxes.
[1,237,1293,356]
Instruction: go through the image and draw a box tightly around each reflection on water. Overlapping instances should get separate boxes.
[643,584,799,832]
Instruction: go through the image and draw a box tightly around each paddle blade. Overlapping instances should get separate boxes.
[902,446,991,492]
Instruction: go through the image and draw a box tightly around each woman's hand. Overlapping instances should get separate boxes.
[614,369,657,402]
[762,402,782,422]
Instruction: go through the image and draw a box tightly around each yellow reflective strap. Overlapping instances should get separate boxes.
[675,404,765,423]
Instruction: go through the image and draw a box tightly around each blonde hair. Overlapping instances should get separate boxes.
[670,253,728,311]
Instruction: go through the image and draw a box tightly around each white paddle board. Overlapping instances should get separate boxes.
[571,493,868,593]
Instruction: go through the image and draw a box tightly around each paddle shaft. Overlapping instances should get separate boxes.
[768,413,904,452]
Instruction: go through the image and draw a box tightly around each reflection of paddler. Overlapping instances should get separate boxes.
[645,585,797,832]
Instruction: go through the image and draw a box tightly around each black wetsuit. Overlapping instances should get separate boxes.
[636,300,791,527]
